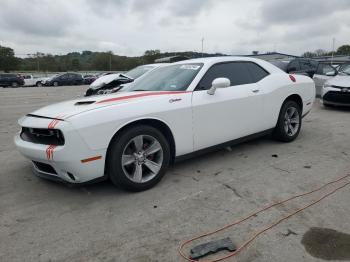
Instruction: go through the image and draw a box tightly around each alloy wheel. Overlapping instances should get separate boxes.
[121,135,163,183]
[284,106,300,136]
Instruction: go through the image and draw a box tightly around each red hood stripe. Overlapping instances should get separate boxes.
[96,91,191,104]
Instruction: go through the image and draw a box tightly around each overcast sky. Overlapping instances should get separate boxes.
[1,0,350,57]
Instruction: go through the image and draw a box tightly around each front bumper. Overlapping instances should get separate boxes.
[14,116,106,184]
[322,90,350,107]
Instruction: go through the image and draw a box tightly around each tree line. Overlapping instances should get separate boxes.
[0,46,223,72]
[302,45,350,58]
[1,44,350,72]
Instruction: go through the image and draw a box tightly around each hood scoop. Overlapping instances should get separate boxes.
[74,101,96,106]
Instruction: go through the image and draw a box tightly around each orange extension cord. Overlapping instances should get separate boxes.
[178,173,350,262]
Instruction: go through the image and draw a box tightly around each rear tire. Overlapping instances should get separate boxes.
[273,100,302,142]
[107,125,170,191]
[11,82,18,88]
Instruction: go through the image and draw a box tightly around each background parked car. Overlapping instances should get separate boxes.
[268,58,318,78]
[85,64,166,96]
[0,73,24,87]
[321,63,350,107]
[285,58,318,78]
[83,74,97,85]
[23,75,49,87]
[45,73,83,86]
[313,63,338,96]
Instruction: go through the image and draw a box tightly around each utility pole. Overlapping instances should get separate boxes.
[201,38,204,57]
[331,38,335,65]
[37,53,40,72]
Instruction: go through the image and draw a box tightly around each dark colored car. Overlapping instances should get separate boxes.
[0,73,25,87]
[83,75,97,85]
[45,73,83,86]
[286,58,318,78]
[269,58,318,78]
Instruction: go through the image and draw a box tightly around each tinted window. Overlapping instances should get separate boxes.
[300,60,314,70]
[288,60,300,71]
[196,62,253,90]
[245,62,269,82]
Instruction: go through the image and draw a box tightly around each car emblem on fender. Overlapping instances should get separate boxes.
[169,98,182,103]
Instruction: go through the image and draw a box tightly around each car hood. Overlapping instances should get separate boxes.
[90,73,131,89]
[326,75,350,87]
[27,91,189,120]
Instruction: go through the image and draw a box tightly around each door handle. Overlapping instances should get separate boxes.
[252,89,260,93]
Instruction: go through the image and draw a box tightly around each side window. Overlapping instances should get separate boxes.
[244,62,269,82]
[316,64,335,75]
[300,60,313,70]
[196,62,253,90]
[288,60,300,72]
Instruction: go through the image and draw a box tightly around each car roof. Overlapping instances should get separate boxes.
[172,56,284,73]
[142,63,170,68]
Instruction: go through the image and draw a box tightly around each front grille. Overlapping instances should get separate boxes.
[32,161,57,174]
[21,127,65,145]
[323,91,350,104]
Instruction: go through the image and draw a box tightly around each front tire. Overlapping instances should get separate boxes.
[36,82,43,87]
[53,81,58,87]
[273,100,302,142]
[11,82,18,88]
[107,125,170,191]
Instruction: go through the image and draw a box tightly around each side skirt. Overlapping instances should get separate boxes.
[175,129,274,163]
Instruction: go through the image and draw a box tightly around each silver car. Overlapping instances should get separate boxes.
[321,64,350,107]
[313,63,338,97]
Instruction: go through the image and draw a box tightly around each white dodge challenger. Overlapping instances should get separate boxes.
[15,57,315,191]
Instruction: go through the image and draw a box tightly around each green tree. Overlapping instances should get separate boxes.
[71,58,80,70]
[143,49,161,63]
[336,45,350,55]
[302,51,316,58]
[0,45,19,72]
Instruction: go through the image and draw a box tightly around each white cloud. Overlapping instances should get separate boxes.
[0,0,349,57]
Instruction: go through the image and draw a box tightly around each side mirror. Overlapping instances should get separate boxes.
[207,78,231,95]
[325,71,336,76]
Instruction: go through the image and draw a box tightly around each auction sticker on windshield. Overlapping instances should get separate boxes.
[180,65,201,70]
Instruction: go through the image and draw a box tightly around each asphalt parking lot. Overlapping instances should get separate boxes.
[1,86,350,262]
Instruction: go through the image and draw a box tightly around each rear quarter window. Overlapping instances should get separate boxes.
[244,62,269,82]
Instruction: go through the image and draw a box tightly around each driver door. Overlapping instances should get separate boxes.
[192,62,265,151]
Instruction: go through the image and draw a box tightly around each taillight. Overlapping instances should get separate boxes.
[289,75,296,83]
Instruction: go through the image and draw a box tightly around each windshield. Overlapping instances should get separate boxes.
[124,63,203,92]
[124,65,156,79]
[339,64,350,75]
